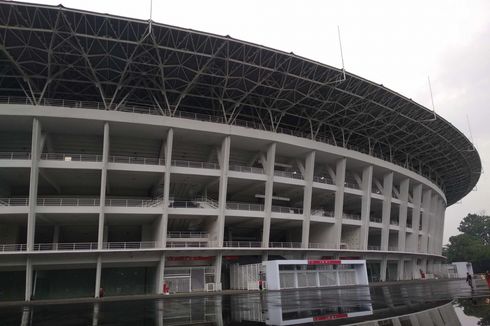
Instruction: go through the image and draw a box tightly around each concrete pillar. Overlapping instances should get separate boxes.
[380,172,393,251]
[217,136,230,246]
[397,178,410,253]
[52,225,60,244]
[158,128,173,248]
[333,158,346,248]
[380,257,388,281]
[94,256,102,298]
[421,189,432,253]
[301,151,315,248]
[214,253,223,287]
[27,118,42,251]
[411,184,422,252]
[262,143,276,248]
[155,253,166,294]
[412,257,419,279]
[24,258,33,301]
[397,260,405,280]
[97,123,110,249]
[360,165,373,250]
[427,194,438,254]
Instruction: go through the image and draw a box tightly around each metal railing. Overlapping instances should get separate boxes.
[0,243,27,251]
[0,198,29,206]
[105,198,162,207]
[166,241,210,248]
[167,231,208,239]
[226,202,264,211]
[370,217,382,223]
[343,213,361,220]
[390,220,399,226]
[269,242,302,248]
[308,242,339,249]
[104,241,157,249]
[109,155,164,165]
[34,242,98,251]
[0,152,31,160]
[273,170,304,180]
[229,165,264,174]
[171,160,219,169]
[223,241,262,248]
[345,181,361,190]
[40,153,103,162]
[37,198,101,206]
[368,245,381,251]
[271,205,303,214]
[311,209,334,217]
[388,246,399,251]
[0,96,446,191]
[313,175,335,185]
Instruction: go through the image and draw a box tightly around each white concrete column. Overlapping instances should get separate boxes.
[301,151,315,248]
[217,136,231,246]
[380,172,393,251]
[27,118,42,251]
[438,204,446,255]
[427,194,438,254]
[159,128,173,248]
[214,253,223,286]
[411,257,419,279]
[380,257,388,282]
[397,178,409,252]
[360,165,373,250]
[421,189,432,253]
[24,257,33,301]
[397,260,405,281]
[52,225,60,243]
[155,253,166,294]
[94,256,102,298]
[332,158,346,248]
[262,143,276,248]
[410,184,422,252]
[97,122,110,250]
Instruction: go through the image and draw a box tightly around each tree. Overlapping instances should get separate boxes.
[445,213,490,272]
[458,214,490,246]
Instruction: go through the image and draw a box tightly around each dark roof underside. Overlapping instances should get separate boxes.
[0,1,481,205]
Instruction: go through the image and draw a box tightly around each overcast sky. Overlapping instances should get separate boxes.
[24,0,490,244]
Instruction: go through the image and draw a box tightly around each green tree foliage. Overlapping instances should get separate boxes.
[445,213,490,272]
[458,213,490,246]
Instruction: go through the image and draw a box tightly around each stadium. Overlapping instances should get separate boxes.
[0,1,481,301]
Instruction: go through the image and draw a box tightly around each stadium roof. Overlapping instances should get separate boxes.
[0,1,481,205]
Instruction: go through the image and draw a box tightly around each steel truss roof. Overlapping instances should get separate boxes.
[0,1,481,205]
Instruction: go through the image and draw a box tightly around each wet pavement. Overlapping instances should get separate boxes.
[1,279,489,325]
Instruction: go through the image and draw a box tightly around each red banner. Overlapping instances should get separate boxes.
[307,259,341,265]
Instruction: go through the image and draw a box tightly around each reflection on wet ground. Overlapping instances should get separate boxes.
[1,279,489,325]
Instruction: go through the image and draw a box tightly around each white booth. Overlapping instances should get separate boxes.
[451,262,474,278]
[263,259,369,291]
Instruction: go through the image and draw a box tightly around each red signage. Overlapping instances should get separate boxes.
[313,313,348,321]
[307,259,341,265]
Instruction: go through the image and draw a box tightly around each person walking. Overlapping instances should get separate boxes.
[466,272,473,289]
[485,271,490,288]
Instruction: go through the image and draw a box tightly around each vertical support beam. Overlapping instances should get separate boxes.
[421,189,432,253]
[380,257,387,282]
[438,203,446,255]
[427,194,438,254]
[27,118,42,251]
[411,184,422,252]
[397,178,410,252]
[97,123,110,249]
[262,143,276,248]
[94,256,102,298]
[360,165,373,250]
[214,253,223,287]
[155,129,173,294]
[24,258,33,301]
[217,136,230,246]
[155,253,166,294]
[380,172,393,251]
[397,260,405,281]
[333,158,346,248]
[301,151,315,248]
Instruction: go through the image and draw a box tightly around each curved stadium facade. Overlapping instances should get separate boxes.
[0,1,481,301]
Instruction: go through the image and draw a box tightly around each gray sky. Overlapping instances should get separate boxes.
[24,0,490,244]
